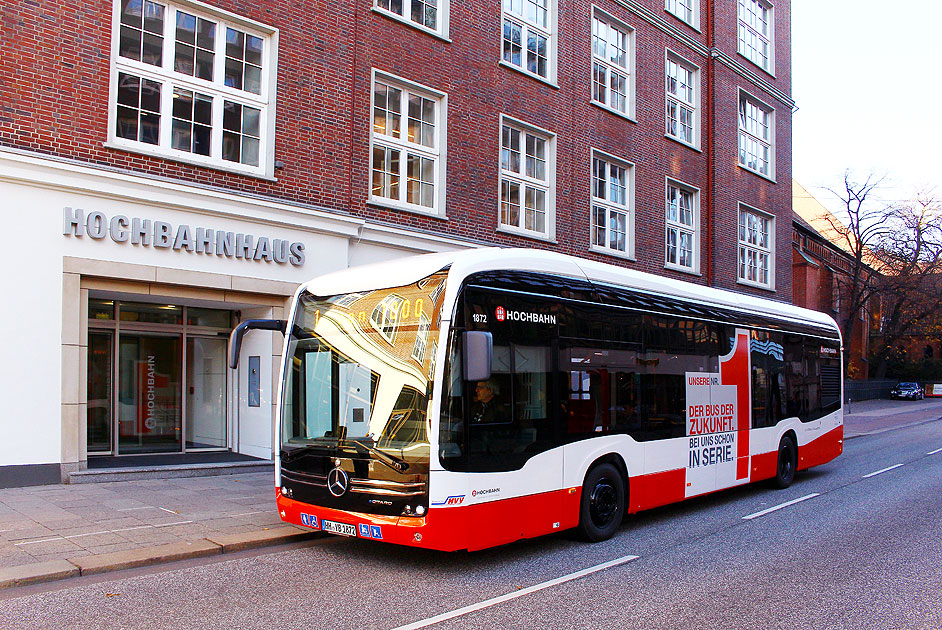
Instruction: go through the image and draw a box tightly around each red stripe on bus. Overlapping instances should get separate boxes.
[629,467,686,512]
[721,330,752,480]
[797,424,843,470]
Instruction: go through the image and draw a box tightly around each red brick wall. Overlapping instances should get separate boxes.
[1,0,793,301]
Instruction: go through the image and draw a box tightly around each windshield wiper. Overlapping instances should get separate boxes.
[283,438,409,474]
[349,439,409,473]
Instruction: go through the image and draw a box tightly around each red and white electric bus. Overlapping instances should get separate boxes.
[230,248,843,551]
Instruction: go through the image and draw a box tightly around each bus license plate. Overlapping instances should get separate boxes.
[322,520,357,537]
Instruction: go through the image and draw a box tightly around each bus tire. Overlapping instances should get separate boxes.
[577,463,625,542]
[773,434,797,489]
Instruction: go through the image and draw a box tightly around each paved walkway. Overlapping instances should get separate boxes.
[1,398,940,589]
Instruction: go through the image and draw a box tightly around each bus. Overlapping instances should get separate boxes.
[229,248,843,551]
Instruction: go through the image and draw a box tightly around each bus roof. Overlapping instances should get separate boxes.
[302,248,840,337]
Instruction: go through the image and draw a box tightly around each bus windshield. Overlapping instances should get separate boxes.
[281,270,448,460]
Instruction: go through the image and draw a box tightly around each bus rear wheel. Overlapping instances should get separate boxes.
[577,463,625,542]
[773,434,797,489]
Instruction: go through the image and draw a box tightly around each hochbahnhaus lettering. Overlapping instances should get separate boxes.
[62,207,306,266]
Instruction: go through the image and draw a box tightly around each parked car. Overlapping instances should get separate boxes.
[890,382,924,400]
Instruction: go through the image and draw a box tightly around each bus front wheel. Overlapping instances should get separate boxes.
[577,463,625,542]
[773,434,797,489]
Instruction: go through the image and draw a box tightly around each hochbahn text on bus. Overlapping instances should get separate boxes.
[229,248,843,551]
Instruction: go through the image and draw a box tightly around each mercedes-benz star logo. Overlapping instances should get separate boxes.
[327,467,350,497]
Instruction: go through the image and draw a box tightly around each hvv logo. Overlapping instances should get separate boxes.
[431,495,465,506]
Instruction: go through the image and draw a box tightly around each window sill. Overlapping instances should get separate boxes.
[736,278,776,293]
[665,134,702,153]
[498,60,559,89]
[497,225,557,243]
[736,51,776,79]
[737,163,777,184]
[590,100,636,123]
[663,9,701,32]
[370,7,452,42]
[103,141,277,181]
[664,262,701,276]
[589,244,635,261]
[367,197,448,220]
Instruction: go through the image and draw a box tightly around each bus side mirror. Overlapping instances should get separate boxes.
[462,331,492,382]
[229,319,288,369]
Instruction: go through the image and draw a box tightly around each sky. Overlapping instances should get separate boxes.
[791,1,942,210]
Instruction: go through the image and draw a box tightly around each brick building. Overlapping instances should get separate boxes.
[791,180,876,380]
[0,0,794,484]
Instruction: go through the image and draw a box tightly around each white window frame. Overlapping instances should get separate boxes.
[372,0,450,39]
[371,294,407,344]
[738,90,775,180]
[106,0,278,178]
[498,115,556,241]
[590,8,635,120]
[737,0,773,73]
[589,150,635,259]
[665,179,699,273]
[368,70,447,217]
[411,312,431,363]
[737,204,775,289]
[501,0,557,83]
[665,0,698,29]
[665,50,699,148]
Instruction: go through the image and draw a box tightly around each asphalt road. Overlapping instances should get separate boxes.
[2,419,941,630]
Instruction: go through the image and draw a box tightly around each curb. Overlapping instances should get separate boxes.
[0,526,321,590]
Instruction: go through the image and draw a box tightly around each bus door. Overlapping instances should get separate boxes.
[462,287,564,541]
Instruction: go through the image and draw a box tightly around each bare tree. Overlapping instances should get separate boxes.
[869,192,942,376]
[817,172,942,376]
[817,172,889,369]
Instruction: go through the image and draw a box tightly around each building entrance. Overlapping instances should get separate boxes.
[87,299,233,456]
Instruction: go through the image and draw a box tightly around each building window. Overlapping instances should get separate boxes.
[666,53,697,146]
[591,12,633,117]
[371,294,406,343]
[499,118,554,239]
[665,0,696,27]
[374,0,446,36]
[738,92,774,178]
[412,313,431,363]
[590,152,633,258]
[666,181,698,271]
[738,0,772,72]
[738,206,774,288]
[502,0,554,80]
[370,73,445,214]
[110,0,275,175]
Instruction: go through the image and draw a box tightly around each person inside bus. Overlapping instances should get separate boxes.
[471,379,502,424]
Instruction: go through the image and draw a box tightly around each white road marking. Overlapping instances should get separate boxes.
[389,555,639,630]
[158,507,178,514]
[863,464,903,478]
[742,493,820,520]
[153,520,193,528]
[928,447,942,455]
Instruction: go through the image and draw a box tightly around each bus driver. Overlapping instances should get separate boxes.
[471,379,501,424]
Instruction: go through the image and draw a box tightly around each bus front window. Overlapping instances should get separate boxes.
[281,270,447,463]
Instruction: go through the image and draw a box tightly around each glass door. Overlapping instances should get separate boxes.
[117,333,183,454]
[186,336,228,449]
[87,331,114,453]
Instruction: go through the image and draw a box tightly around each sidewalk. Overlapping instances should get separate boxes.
[0,471,319,589]
[2,399,940,590]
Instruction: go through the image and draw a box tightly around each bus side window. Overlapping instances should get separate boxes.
[751,331,785,428]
